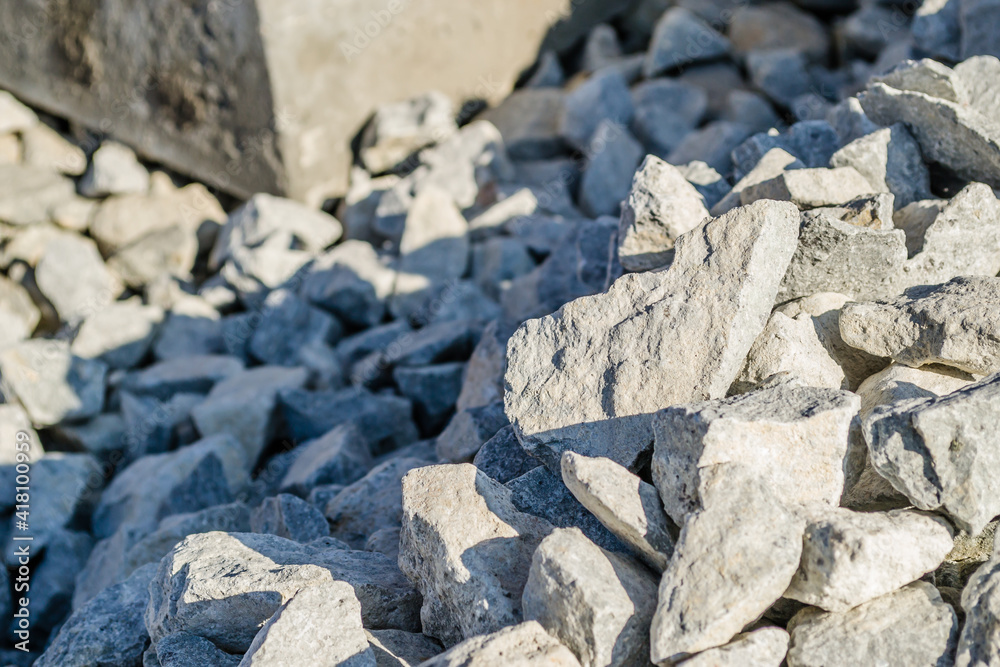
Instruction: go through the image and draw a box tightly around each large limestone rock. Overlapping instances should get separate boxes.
[505,199,800,473]
[398,463,554,647]
[522,527,659,667]
[652,382,859,524]
[679,628,789,667]
[0,0,627,203]
[863,372,1000,535]
[420,621,582,667]
[786,582,958,667]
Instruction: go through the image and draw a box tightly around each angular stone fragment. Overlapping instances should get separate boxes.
[650,465,806,663]
[559,69,634,151]
[301,240,395,329]
[120,354,244,400]
[155,632,241,667]
[505,200,799,473]
[397,187,469,283]
[785,507,955,612]
[365,629,443,667]
[398,463,554,646]
[652,382,859,524]
[34,563,157,667]
[741,167,877,210]
[0,274,39,348]
[79,141,149,198]
[279,387,417,452]
[239,581,376,667]
[617,155,709,272]
[667,120,751,176]
[680,627,789,667]
[361,91,457,174]
[394,362,466,433]
[280,424,372,497]
[644,8,730,77]
[20,123,87,176]
[786,582,958,667]
[863,372,1000,535]
[251,494,330,543]
[71,300,163,369]
[480,88,566,161]
[421,621,581,667]
[746,49,813,107]
[840,277,1000,375]
[711,147,804,216]
[0,164,75,225]
[146,531,420,653]
[829,124,931,209]
[35,235,121,324]
[957,543,1000,667]
[473,425,541,485]
[631,79,707,157]
[561,451,674,572]
[0,90,36,134]
[522,527,658,667]
[777,209,907,303]
[578,120,643,218]
[436,401,509,463]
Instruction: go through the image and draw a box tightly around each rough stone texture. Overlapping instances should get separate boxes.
[650,465,806,664]
[522,527,658,667]
[644,8,730,77]
[0,0,622,203]
[279,387,418,452]
[436,400,509,463]
[863,371,1000,535]
[777,208,907,303]
[473,425,542,484]
[578,120,644,219]
[238,581,376,667]
[78,141,149,198]
[145,531,421,653]
[860,61,1000,188]
[957,544,1000,667]
[34,563,158,667]
[248,290,341,367]
[559,69,634,151]
[505,200,799,473]
[679,628,788,667]
[35,234,122,324]
[631,80,707,158]
[361,91,456,173]
[741,167,877,210]
[250,494,331,543]
[840,277,1000,375]
[560,451,675,572]
[279,423,373,497]
[786,581,958,667]
[652,382,859,524]
[617,155,709,272]
[420,621,582,667]
[711,147,804,216]
[829,124,931,210]
[397,187,469,283]
[71,300,164,369]
[785,507,955,612]
[398,463,555,647]
[155,632,242,667]
[302,240,395,329]
[365,629,443,667]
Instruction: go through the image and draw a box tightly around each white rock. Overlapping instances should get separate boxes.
[505,199,800,472]
[360,91,457,174]
[786,582,958,667]
[79,141,150,197]
[398,463,554,646]
[785,507,955,612]
[680,627,789,667]
[0,91,37,134]
[419,621,581,667]
[617,155,709,272]
[956,546,1000,667]
[522,527,658,667]
[397,186,469,282]
[740,167,877,209]
[71,300,164,369]
[560,451,675,572]
[20,123,87,176]
[710,147,804,216]
[0,274,40,347]
[34,235,122,324]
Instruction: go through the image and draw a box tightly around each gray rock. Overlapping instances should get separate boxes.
[913,0,962,61]
[826,97,880,145]
[120,354,244,401]
[617,155,709,272]
[338,321,413,372]
[398,463,554,646]
[652,382,859,525]
[722,90,781,135]
[419,621,582,666]
[667,120,753,176]
[677,160,729,209]
[72,301,164,369]
[192,366,309,463]
[239,581,376,667]
[559,69,634,151]
[786,506,955,612]
[840,277,1000,375]
[960,0,1000,59]
[506,466,628,554]
[741,167,877,210]
[360,91,457,174]
[777,208,907,303]
[78,141,149,198]
[730,2,829,58]
[630,79,707,157]
[71,525,148,611]
[522,527,658,667]
[650,465,806,663]
[396,187,469,284]
[25,528,92,635]
[280,424,372,497]
[393,363,466,433]
[302,240,395,329]
[107,225,200,289]
[863,371,1000,535]
[364,526,402,562]
[680,627,789,667]
[325,457,431,548]
[35,235,121,324]
[711,147,805,216]
[644,7,730,77]
[357,320,476,386]
[561,451,675,572]
[479,88,567,161]
[829,124,931,210]
[470,237,536,300]
[860,61,1000,188]
[0,164,75,226]
[34,563,157,667]
[365,629,442,667]
[505,200,799,473]
[786,581,958,667]
[248,290,341,367]
[146,531,420,653]
[473,425,541,485]
[278,387,418,452]
[746,49,813,107]
[0,275,40,348]
[731,121,842,181]
[155,632,241,667]
[956,546,1000,667]
[436,400,509,463]
[92,434,245,539]
[251,494,330,543]
[578,120,644,218]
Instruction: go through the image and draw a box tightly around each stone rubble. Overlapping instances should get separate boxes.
[2,6,999,665]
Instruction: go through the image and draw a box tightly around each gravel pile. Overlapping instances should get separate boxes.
[1,1,999,666]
